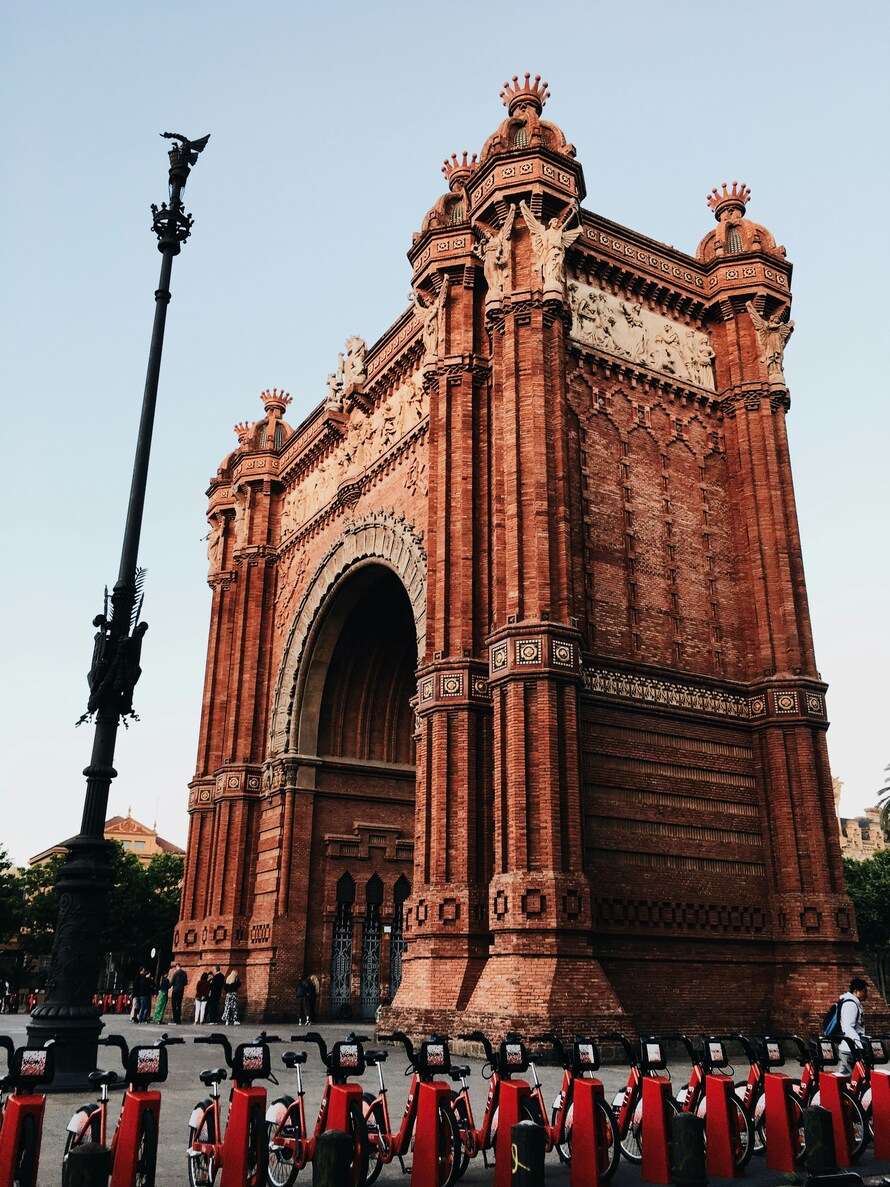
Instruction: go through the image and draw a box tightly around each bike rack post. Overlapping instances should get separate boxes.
[411,1079,453,1187]
[0,1093,48,1187]
[641,1075,673,1184]
[62,1143,112,1187]
[110,1096,162,1187]
[494,1080,533,1187]
[314,1129,353,1187]
[219,1084,267,1187]
[570,1077,608,1187]
[871,1069,890,1160]
[763,1071,801,1171]
[510,1119,545,1186]
[815,1073,854,1167]
[703,1074,740,1178]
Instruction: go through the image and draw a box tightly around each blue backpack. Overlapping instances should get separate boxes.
[822,998,844,1039]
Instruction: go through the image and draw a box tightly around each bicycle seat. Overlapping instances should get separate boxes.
[450,1065,470,1079]
[365,1050,389,1065]
[88,1070,119,1088]
[282,1051,307,1068]
[199,1067,228,1086]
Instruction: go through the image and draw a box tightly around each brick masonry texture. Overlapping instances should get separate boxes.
[175,81,887,1039]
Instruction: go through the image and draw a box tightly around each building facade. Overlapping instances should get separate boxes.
[176,78,879,1034]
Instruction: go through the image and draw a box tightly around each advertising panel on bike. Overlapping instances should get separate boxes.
[13,1046,54,1086]
[871,1039,889,1064]
[498,1040,529,1075]
[419,1040,450,1074]
[128,1045,167,1086]
[762,1040,784,1067]
[820,1040,838,1066]
[331,1041,365,1075]
[572,1040,600,1073]
[233,1041,271,1081]
[642,1041,667,1069]
[708,1040,728,1067]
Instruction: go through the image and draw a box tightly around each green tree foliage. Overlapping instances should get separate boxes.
[844,849,890,998]
[15,843,183,979]
[0,847,24,942]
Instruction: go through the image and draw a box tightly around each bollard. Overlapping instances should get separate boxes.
[313,1129,354,1187]
[62,1144,112,1187]
[672,1111,707,1187]
[803,1105,838,1175]
[510,1119,545,1187]
[641,1075,674,1184]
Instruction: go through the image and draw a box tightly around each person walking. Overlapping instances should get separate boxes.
[296,975,309,1025]
[221,969,241,1026]
[151,969,171,1023]
[306,974,318,1025]
[170,964,188,1025]
[194,970,212,1023]
[206,966,225,1024]
[838,976,869,1074]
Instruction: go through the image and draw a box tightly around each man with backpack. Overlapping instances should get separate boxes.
[834,976,869,1074]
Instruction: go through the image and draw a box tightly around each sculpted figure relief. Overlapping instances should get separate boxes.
[206,517,223,573]
[474,205,515,306]
[650,321,683,377]
[519,200,582,295]
[325,370,343,411]
[343,336,367,388]
[569,284,618,352]
[401,375,426,433]
[746,301,794,380]
[412,275,449,366]
[615,301,648,362]
[685,331,715,388]
[232,485,250,547]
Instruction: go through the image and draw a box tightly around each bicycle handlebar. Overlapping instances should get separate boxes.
[530,1033,568,1068]
[99,1034,130,1068]
[0,1036,14,1067]
[658,1033,697,1062]
[725,1033,758,1063]
[194,1032,234,1067]
[602,1032,637,1064]
[292,1032,329,1065]
[380,1031,416,1064]
[458,1031,495,1065]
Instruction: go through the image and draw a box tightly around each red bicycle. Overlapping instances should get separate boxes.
[663,1033,754,1169]
[265,1031,372,1187]
[187,1031,281,1187]
[64,1032,182,1187]
[449,1031,537,1172]
[0,1037,54,1187]
[604,1032,671,1163]
[523,1033,619,1177]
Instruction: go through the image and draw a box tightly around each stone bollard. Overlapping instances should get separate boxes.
[672,1111,707,1187]
[62,1144,112,1187]
[313,1129,354,1187]
[510,1119,545,1186]
[802,1106,862,1187]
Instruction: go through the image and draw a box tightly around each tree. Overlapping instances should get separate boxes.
[0,847,24,943]
[843,849,890,998]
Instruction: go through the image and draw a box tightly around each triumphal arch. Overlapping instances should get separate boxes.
[176,77,872,1035]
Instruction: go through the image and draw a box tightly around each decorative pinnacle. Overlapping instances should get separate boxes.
[261,388,292,417]
[707,181,751,220]
[234,421,253,444]
[500,73,550,115]
[442,152,478,191]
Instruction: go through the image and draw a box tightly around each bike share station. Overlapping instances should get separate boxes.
[3,1022,890,1187]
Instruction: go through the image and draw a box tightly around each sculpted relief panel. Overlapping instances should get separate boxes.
[568,280,715,390]
[281,371,427,541]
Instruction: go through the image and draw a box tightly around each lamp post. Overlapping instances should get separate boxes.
[27,133,209,1086]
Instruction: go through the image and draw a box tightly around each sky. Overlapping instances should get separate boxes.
[2,1,888,867]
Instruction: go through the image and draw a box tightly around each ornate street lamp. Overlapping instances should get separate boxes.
[27,133,209,1086]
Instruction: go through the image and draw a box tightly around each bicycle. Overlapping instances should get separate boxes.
[0,1037,54,1187]
[449,1031,538,1174]
[64,1032,182,1187]
[780,1034,867,1159]
[603,1032,672,1163]
[361,1032,461,1186]
[187,1030,281,1187]
[732,1032,804,1158]
[265,1031,372,1187]
[844,1034,888,1144]
[522,1032,619,1178]
[663,1033,754,1169]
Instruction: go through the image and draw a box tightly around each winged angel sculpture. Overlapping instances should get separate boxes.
[746,301,794,381]
[519,200,583,295]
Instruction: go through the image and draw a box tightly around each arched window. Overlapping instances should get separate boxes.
[330,873,355,1016]
[389,875,411,998]
[726,225,743,254]
[448,200,465,225]
[512,123,529,148]
[359,874,384,1019]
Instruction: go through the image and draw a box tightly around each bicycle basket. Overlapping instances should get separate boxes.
[232,1042,271,1084]
[497,1039,529,1077]
[640,1039,668,1071]
[417,1039,451,1077]
[10,1046,55,1089]
[572,1039,601,1075]
[330,1041,365,1078]
[759,1039,785,1068]
[126,1045,168,1088]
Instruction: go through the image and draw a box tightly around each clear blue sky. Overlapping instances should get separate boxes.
[2,1,888,865]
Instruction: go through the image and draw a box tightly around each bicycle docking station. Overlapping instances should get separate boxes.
[412,1077,454,1186]
[871,1067,890,1160]
[570,1076,610,1187]
[641,1075,674,1184]
[817,1072,856,1167]
[763,1071,804,1171]
[1,1042,55,1187]
[704,1073,742,1178]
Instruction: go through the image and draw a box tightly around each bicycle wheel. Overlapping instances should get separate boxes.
[694,1094,754,1169]
[735,1083,764,1155]
[14,1114,37,1187]
[64,1104,101,1157]
[755,1088,805,1164]
[245,1104,268,1187]
[597,1097,620,1182]
[449,1090,472,1180]
[619,1092,643,1163]
[434,1097,462,1187]
[552,1101,573,1165]
[187,1101,217,1187]
[135,1109,158,1187]
[267,1098,301,1187]
[811,1088,868,1159]
[362,1091,388,1186]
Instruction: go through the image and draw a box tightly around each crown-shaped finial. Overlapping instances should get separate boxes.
[500,73,550,115]
[234,420,253,444]
[707,181,752,220]
[260,388,293,416]
[442,151,478,191]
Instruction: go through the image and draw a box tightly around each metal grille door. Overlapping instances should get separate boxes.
[330,899,353,1016]
[359,901,381,1019]
[390,898,407,997]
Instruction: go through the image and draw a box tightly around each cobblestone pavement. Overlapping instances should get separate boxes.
[1,1014,888,1186]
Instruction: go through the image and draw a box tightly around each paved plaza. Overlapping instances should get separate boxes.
[1,1014,888,1186]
